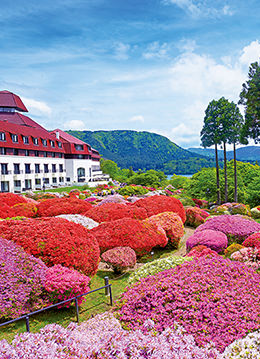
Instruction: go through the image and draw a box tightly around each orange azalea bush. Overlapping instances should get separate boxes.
[132,195,186,223]
[143,212,184,248]
[37,197,92,217]
[85,203,147,223]
[185,207,210,228]
[0,218,100,276]
[91,218,168,256]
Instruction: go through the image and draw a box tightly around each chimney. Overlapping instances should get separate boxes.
[56,131,60,139]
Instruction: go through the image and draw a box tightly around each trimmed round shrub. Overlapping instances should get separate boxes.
[0,237,46,319]
[85,203,147,223]
[186,229,228,253]
[192,198,208,208]
[115,256,260,352]
[243,232,260,250]
[0,218,100,276]
[44,264,90,307]
[212,202,251,216]
[97,194,128,205]
[101,247,136,273]
[0,203,15,219]
[128,255,192,286]
[90,218,168,256]
[56,214,99,229]
[0,193,27,207]
[12,202,38,218]
[185,207,210,228]
[231,247,260,270]
[186,245,219,258]
[132,195,186,223]
[251,206,260,219]
[195,214,260,244]
[143,212,184,248]
[37,197,92,217]
[224,243,245,258]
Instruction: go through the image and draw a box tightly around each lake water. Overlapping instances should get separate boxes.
[167,174,193,180]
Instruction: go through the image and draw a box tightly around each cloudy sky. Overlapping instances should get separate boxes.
[1,0,260,148]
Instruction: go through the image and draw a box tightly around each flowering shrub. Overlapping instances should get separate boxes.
[143,212,184,248]
[85,203,147,223]
[11,202,38,218]
[0,237,46,319]
[97,194,128,205]
[117,185,149,196]
[231,247,260,270]
[101,247,136,273]
[0,218,100,276]
[192,198,208,208]
[90,218,168,255]
[242,232,260,250]
[0,203,15,219]
[222,330,260,358]
[224,243,245,258]
[186,229,228,253]
[56,214,99,229]
[186,245,219,258]
[44,264,90,307]
[132,195,186,223]
[128,255,192,286]
[37,197,92,217]
[185,206,210,227]
[212,202,251,216]
[0,312,221,358]
[0,193,27,206]
[251,207,260,219]
[195,215,260,244]
[115,256,260,352]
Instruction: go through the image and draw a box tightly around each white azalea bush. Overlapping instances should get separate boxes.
[128,255,192,286]
[56,214,99,229]
[222,330,260,358]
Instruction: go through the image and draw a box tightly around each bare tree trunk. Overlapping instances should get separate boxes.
[223,142,228,202]
[215,143,221,205]
[234,142,237,202]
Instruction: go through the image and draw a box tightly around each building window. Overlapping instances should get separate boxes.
[52,164,56,173]
[33,137,39,145]
[1,181,9,192]
[75,144,84,151]
[14,163,20,174]
[0,148,6,155]
[50,140,55,147]
[59,177,64,183]
[78,154,84,159]
[35,150,39,157]
[59,164,63,172]
[66,177,70,182]
[51,152,55,158]
[42,139,47,146]
[1,164,8,175]
[11,134,18,143]
[0,132,6,141]
[43,178,49,184]
[25,150,29,156]
[35,164,40,174]
[25,164,31,174]
[23,136,29,144]
[35,178,41,185]
[58,153,62,158]
[57,141,62,148]
[44,164,49,173]
[25,179,32,189]
[52,177,57,183]
[13,148,19,156]
[14,180,21,188]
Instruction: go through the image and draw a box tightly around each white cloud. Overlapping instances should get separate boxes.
[113,42,130,60]
[21,96,52,116]
[64,119,85,130]
[143,42,169,59]
[239,40,260,66]
[129,115,145,123]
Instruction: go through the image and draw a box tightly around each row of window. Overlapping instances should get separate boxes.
[1,163,64,175]
[0,147,63,158]
[0,177,65,192]
[0,132,62,148]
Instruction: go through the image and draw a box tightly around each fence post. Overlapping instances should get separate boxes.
[75,298,79,323]
[104,276,109,295]
[25,316,30,332]
[109,285,113,306]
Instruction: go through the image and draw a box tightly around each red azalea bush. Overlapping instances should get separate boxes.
[101,246,136,273]
[185,207,210,228]
[242,232,260,250]
[12,203,38,218]
[186,245,219,258]
[37,197,92,217]
[186,229,228,253]
[44,264,90,307]
[195,215,260,244]
[0,193,27,207]
[0,218,100,276]
[143,212,184,248]
[85,203,147,223]
[91,218,168,255]
[0,203,15,219]
[132,195,186,223]
[192,198,208,208]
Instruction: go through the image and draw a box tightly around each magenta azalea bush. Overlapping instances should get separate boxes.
[0,313,221,358]
[101,246,136,273]
[195,215,260,244]
[44,265,90,307]
[186,229,228,253]
[0,237,46,319]
[115,256,260,352]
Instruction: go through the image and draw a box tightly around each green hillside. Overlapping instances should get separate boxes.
[189,146,260,161]
[67,130,216,174]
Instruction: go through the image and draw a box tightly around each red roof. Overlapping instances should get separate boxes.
[51,129,86,145]
[0,112,46,129]
[0,91,28,112]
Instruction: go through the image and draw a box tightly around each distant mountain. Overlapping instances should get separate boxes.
[67,130,216,174]
[188,146,260,161]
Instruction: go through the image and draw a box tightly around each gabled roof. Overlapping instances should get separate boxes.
[0,112,46,129]
[51,129,87,145]
[0,120,59,140]
[0,90,28,112]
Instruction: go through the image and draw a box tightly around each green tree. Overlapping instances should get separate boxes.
[100,159,119,179]
[239,61,260,143]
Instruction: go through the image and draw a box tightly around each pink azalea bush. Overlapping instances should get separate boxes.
[44,265,90,307]
[97,194,128,205]
[186,245,219,258]
[115,256,260,352]
[101,246,136,273]
[186,229,228,253]
[185,206,210,228]
[0,237,46,319]
[231,247,260,270]
[0,313,221,358]
[195,214,260,244]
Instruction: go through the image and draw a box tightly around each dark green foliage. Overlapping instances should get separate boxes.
[188,146,260,161]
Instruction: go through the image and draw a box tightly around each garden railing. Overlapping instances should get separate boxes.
[0,276,112,333]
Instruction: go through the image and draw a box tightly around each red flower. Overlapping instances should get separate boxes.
[37,197,92,217]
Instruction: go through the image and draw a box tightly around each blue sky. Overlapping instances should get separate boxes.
[1,0,260,148]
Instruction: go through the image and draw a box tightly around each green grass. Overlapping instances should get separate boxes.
[32,185,90,194]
